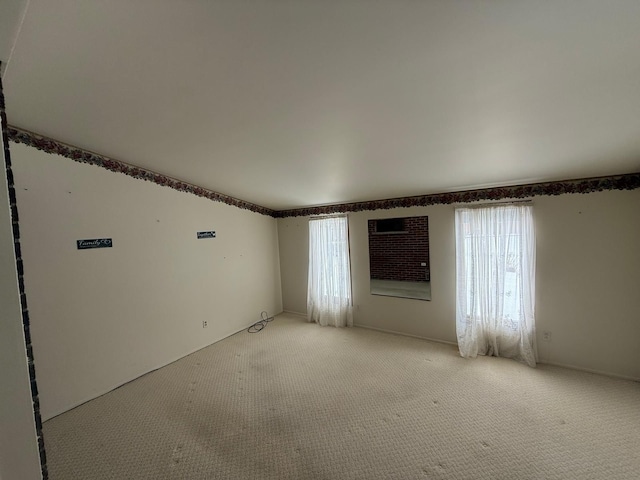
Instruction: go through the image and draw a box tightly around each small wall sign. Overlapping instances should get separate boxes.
[197,231,216,239]
[77,238,113,250]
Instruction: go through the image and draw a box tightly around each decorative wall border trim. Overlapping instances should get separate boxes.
[7,126,275,217]
[274,172,640,218]
[1,71,48,479]
[7,125,640,220]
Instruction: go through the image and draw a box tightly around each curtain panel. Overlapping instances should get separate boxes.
[307,216,353,327]
[455,204,537,366]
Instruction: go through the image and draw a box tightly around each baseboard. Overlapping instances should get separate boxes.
[353,323,458,347]
[43,318,260,421]
[282,310,307,318]
[538,360,640,383]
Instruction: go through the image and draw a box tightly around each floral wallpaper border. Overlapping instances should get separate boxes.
[275,172,640,218]
[7,127,275,217]
[8,126,640,219]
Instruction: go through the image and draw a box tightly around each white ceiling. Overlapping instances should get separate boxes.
[2,0,640,210]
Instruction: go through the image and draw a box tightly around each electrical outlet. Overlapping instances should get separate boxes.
[202,320,208,328]
[542,331,551,342]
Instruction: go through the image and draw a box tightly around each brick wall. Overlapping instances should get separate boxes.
[368,216,430,282]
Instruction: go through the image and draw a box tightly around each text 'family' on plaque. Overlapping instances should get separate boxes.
[77,238,113,250]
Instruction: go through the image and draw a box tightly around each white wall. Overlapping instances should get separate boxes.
[278,189,640,380]
[0,146,42,479]
[277,216,309,315]
[11,143,282,420]
[534,191,640,379]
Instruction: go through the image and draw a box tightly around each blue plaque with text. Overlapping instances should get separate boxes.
[77,238,113,250]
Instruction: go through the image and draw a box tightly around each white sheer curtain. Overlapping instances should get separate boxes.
[455,204,537,367]
[307,215,353,327]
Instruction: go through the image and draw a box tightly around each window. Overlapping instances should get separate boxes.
[307,216,353,327]
[455,204,537,366]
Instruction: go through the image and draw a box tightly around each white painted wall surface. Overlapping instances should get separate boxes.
[11,143,282,420]
[277,189,640,380]
[277,216,309,315]
[0,146,42,479]
[534,191,640,379]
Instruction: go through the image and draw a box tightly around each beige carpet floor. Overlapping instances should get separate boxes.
[43,313,640,479]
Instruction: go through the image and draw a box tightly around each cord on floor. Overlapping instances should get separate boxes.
[247,311,274,333]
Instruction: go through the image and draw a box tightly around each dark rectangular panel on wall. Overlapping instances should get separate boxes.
[197,231,216,239]
[76,238,113,250]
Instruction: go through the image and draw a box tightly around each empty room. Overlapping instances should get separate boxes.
[1,1,639,479]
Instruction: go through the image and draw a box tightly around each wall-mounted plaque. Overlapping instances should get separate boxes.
[197,231,216,239]
[77,238,113,250]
